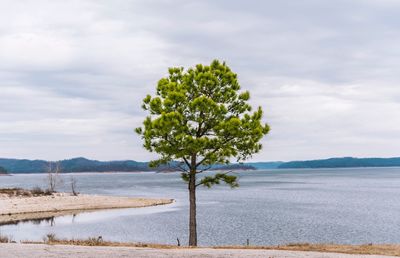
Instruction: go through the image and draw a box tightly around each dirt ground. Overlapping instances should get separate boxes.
[0,244,396,258]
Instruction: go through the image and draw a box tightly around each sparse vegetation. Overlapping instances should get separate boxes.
[43,233,57,243]
[46,162,63,193]
[35,234,176,248]
[215,243,400,256]
[70,176,78,196]
[20,237,400,256]
[0,187,52,197]
[31,187,52,196]
[0,233,13,243]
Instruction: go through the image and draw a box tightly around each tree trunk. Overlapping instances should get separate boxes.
[188,155,197,246]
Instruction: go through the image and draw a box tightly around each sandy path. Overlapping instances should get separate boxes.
[0,244,395,258]
[0,193,173,224]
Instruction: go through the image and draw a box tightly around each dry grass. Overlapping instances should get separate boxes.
[31,187,53,196]
[0,187,52,197]
[21,235,400,256]
[23,234,179,249]
[0,234,14,243]
[215,243,400,256]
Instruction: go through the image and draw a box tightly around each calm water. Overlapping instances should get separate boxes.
[1,168,400,246]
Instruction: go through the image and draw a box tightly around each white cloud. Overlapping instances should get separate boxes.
[0,0,399,161]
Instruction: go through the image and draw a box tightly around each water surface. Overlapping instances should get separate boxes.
[0,168,399,246]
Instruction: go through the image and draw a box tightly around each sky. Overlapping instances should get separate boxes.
[0,0,399,162]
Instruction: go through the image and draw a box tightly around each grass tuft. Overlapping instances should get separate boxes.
[0,187,53,197]
[0,234,14,243]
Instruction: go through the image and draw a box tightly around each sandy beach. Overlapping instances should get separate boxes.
[0,244,396,258]
[0,192,173,224]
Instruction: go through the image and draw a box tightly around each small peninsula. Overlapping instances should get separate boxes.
[0,188,173,225]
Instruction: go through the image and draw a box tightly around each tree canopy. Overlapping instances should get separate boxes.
[136,60,269,178]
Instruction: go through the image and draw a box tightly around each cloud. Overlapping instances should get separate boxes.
[0,0,399,161]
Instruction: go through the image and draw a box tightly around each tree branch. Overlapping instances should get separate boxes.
[197,165,213,174]
[183,157,191,169]
[169,162,189,173]
[195,171,238,188]
[195,136,236,168]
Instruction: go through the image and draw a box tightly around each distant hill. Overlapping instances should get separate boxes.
[1,157,399,173]
[0,159,48,173]
[213,164,256,171]
[59,158,150,173]
[0,157,254,174]
[0,166,8,174]
[247,162,284,169]
[0,157,155,173]
[278,157,400,169]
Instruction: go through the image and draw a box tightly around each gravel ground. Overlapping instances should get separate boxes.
[0,244,396,258]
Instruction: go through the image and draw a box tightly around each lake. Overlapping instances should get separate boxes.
[0,167,399,246]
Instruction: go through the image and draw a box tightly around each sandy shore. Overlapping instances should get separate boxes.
[0,244,396,258]
[0,193,173,224]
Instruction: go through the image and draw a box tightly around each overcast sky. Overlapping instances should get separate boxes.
[0,0,399,162]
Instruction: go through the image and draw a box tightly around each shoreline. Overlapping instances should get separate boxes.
[1,233,399,257]
[0,192,173,225]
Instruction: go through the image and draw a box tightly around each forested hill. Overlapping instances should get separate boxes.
[0,157,255,174]
[278,157,400,169]
[0,166,8,174]
[0,158,145,173]
[1,157,399,173]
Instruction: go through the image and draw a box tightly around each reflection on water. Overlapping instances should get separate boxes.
[0,212,83,227]
[1,168,400,246]
[0,216,56,226]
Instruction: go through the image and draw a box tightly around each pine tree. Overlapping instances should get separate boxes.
[136,60,269,246]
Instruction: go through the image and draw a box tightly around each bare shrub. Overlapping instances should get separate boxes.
[31,187,45,195]
[46,162,63,193]
[84,236,103,246]
[0,188,23,197]
[70,176,78,196]
[0,234,13,243]
[31,187,52,196]
[43,233,57,243]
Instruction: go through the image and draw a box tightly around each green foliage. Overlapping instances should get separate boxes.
[197,173,239,188]
[136,60,269,187]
